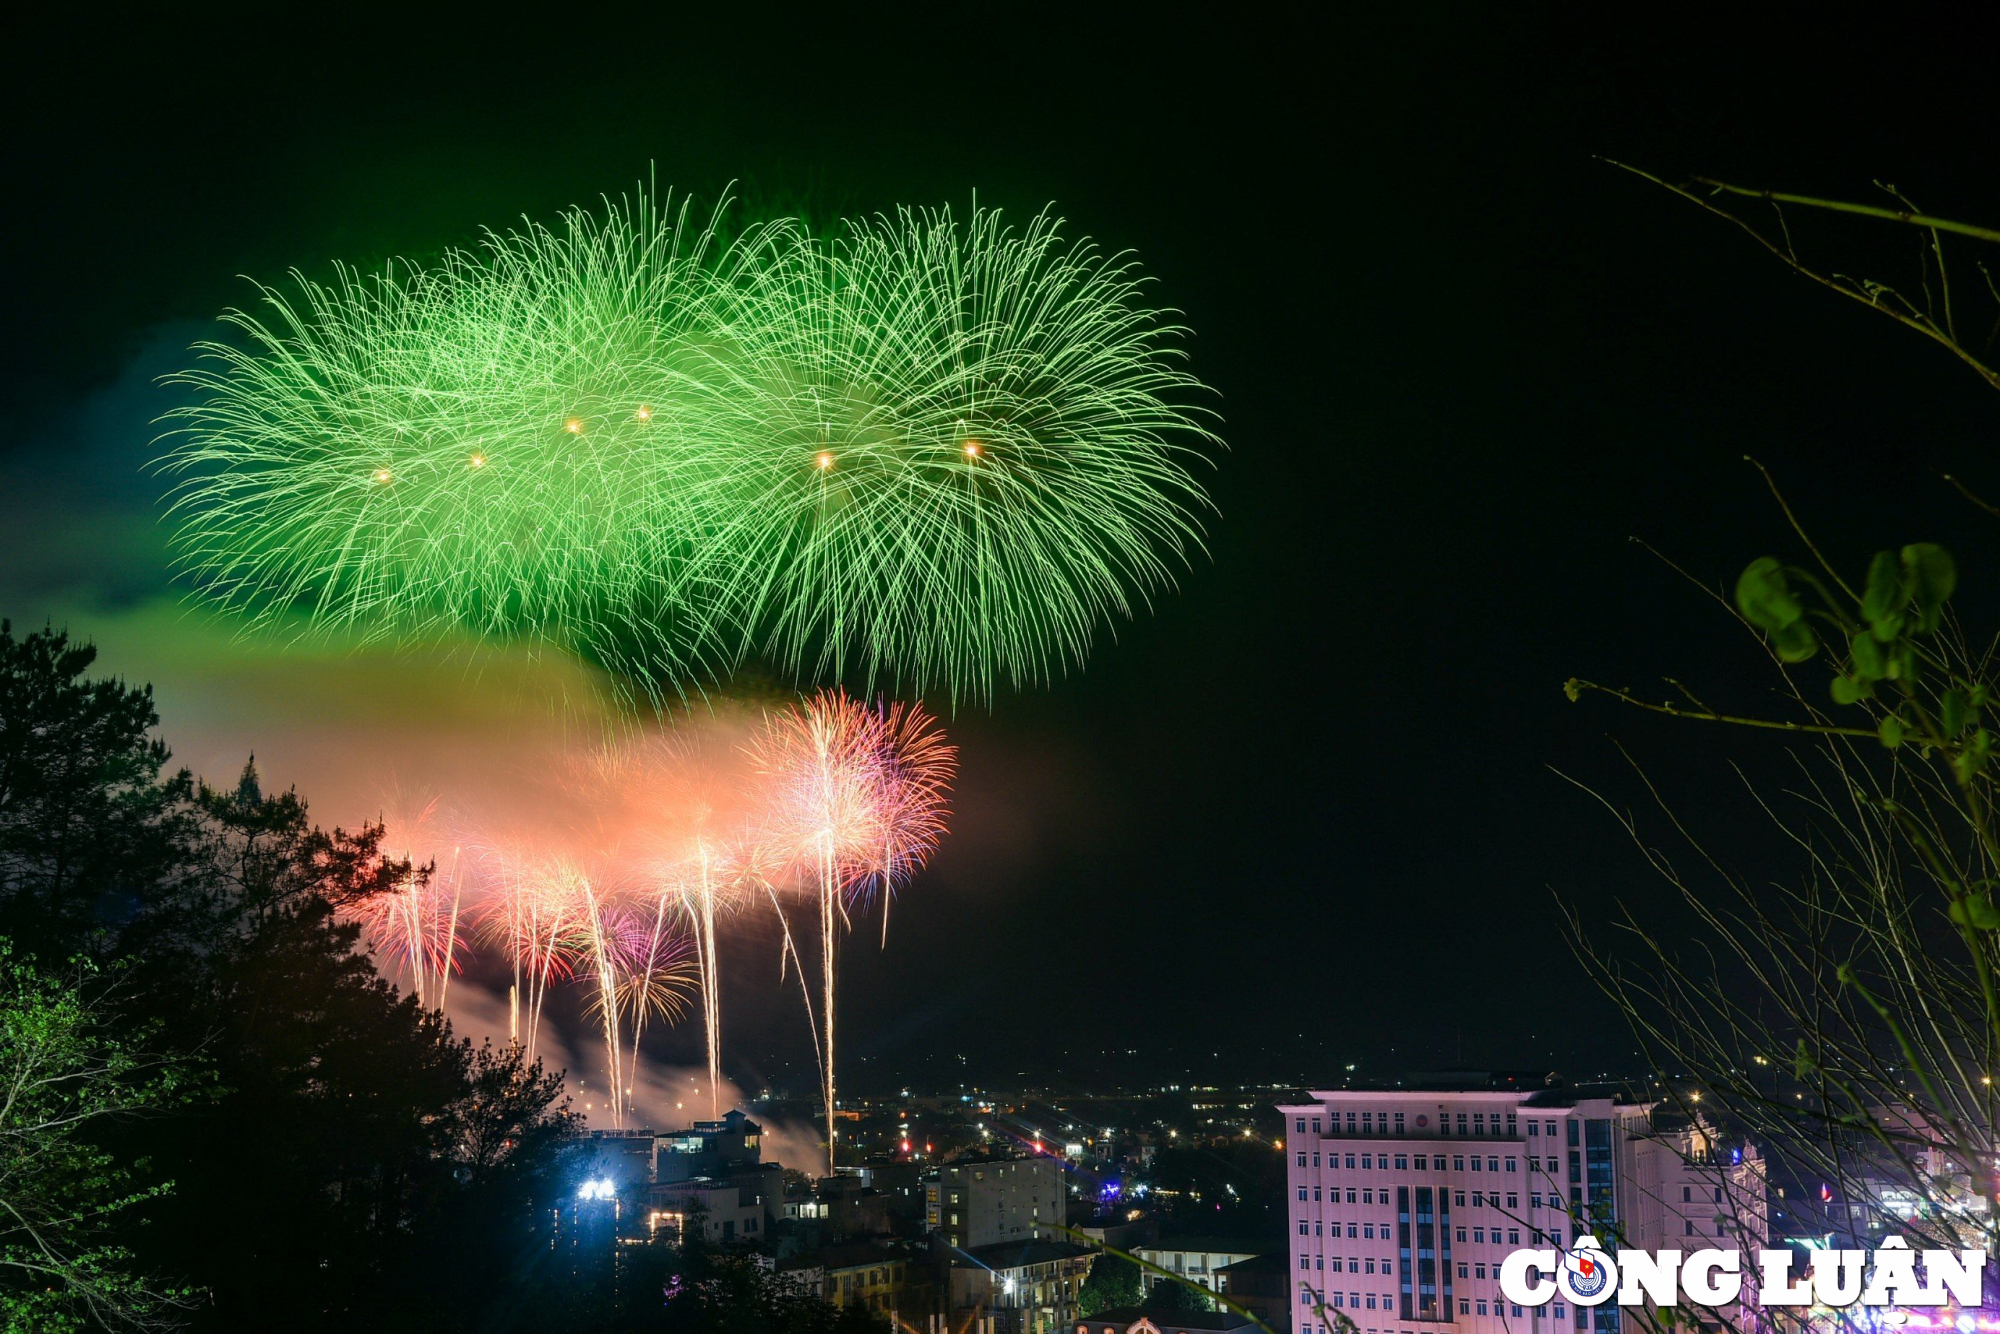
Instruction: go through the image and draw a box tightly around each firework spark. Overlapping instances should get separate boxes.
[349,793,467,1011]
[749,691,953,1171]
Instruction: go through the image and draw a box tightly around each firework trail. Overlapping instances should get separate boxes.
[625,727,757,1122]
[474,843,585,1064]
[749,691,953,1171]
[349,793,467,1011]
[159,186,1218,705]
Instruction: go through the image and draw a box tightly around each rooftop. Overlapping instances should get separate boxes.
[952,1239,1093,1270]
[1085,1306,1262,1332]
[1140,1236,1268,1256]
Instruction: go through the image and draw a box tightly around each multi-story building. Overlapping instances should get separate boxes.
[1278,1085,1768,1334]
[776,1240,931,1324]
[947,1237,1093,1334]
[1216,1252,1296,1333]
[1131,1237,1263,1295]
[648,1165,783,1244]
[925,1153,1067,1251]
[655,1109,764,1183]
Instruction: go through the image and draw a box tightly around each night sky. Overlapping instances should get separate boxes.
[5,11,1998,1096]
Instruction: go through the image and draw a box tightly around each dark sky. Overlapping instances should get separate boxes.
[4,9,1998,1096]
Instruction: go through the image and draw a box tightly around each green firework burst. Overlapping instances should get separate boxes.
[159,186,1219,702]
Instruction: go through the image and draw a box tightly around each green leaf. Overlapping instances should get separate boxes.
[1950,894,2000,931]
[1860,549,1903,627]
[1563,678,1582,703]
[1735,558,1803,632]
[1848,632,1886,681]
[1830,674,1871,705]
[1772,619,1818,663]
[1902,543,1956,632]
[1879,715,1905,749]
[1954,728,1992,783]
[1942,689,1975,736]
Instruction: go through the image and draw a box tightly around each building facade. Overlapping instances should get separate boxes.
[925,1154,1068,1251]
[948,1238,1094,1334]
[1277,1088,1767,1334]
[1131,1238,1262,1295]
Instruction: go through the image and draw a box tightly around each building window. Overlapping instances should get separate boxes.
[1298,1152,1308,1168]
[1302,1256,1312,1271]
[1395,1154,1409,1170]
[1347,1155,1358,1170]
[1299,1222,1310,1236]
[1313,1152,1321,1167]
[1299,1187,1309,1201]
[1506,1158,1518,1172]
[1461,1300,1471,1315]
[1414,1155,1428,1169]
[1507,1193,1519,1209]
[1457,1264,1468,1279]
[1455,1228,1467,1243]
[1454,1192,1466,1207]
[1508,1229,1521,1245]
[1347,1190,1358,1204]
[1529,1122,1540,1137]
[1298,1119,1307,1134]
[1453,1158,1465,1172]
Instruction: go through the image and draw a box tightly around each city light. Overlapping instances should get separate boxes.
[576,1178,617,1201]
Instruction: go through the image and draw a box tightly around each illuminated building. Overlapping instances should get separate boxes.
[947,1237,1094,1333]
[1131,1238,1262,1295]
[1278,1083,1769,1334]
[647,1169,780,1244]
[925,1153,1067,1250]
[654,1109,763,1183]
